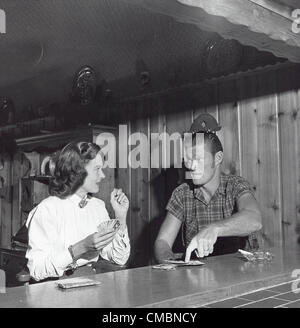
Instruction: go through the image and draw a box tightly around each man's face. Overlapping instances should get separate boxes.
[81,153,105,194]
[184,141,217,186]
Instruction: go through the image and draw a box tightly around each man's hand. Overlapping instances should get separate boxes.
[154,239,175,264]
[185,225,219,262]
[110,188,129,221]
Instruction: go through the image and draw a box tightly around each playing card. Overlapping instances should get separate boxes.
[56,277,102,289]
[97,219,120,234]
[164,259,205,266]
[152,264,176,271]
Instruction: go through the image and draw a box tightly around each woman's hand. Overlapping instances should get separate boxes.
[84,230,117,251]
[110,189,129,226]
[72,230,117,260]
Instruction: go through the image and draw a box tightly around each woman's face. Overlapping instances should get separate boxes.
[81,153,105,194]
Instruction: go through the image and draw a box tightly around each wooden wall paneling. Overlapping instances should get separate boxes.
[115,103,132,239]
[0,154,12,246]
[0,182,1,243]
[193,83,219,122]
[217,79,240,175]
[0,189,1,245]
[205,83,220,125]
[11,152,27,236]
[277,65,300,245]
[294,66,300,245]
[238,75,259,194]
[0,156,3,244]
[19,154,31,226]
[129,100,150,267]
[238,74,264,246]
[297,81,300,245]
[192,83,213,119]
[256,71,282,247]
[165,93,193,173]
[149,97,167,263]
[165,94,193,252]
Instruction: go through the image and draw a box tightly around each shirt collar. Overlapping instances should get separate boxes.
[192,173,226,201]
[68,193,92,208]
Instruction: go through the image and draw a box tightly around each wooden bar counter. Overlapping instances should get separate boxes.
[1,244,300,308]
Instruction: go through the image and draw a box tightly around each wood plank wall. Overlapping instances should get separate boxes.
[0,63,299,268]
[114,63,300,266]
[0,152,30,246]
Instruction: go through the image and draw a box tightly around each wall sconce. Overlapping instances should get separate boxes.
[72,66,96,105]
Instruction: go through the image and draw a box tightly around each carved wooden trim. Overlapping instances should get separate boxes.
[123,0,300,62]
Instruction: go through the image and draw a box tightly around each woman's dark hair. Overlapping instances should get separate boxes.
[49,142,101,198]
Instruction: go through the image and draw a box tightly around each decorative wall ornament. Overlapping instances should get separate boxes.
[140,71,151,86]
[71,66,96,105]
[135,59,151,87]
[0,97,15,126]
[203,37,243,77]
[41,155,56,176]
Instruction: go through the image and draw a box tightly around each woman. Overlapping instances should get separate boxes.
[26,142,130,281]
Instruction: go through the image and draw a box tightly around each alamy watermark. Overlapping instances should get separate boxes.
[95,125,205,179]
[0,9,6,34]
[292,9,300,33]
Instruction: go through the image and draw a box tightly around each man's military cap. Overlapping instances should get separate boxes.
[189,113,221,133]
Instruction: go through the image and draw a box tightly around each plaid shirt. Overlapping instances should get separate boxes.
[166,174,259,253]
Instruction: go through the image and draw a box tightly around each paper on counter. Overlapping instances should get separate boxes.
[56,277,102,289]
[238,249,274,262]
[152,264,176,271]
[164,259,205,266]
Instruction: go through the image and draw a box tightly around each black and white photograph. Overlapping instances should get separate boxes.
[0,0,300,313]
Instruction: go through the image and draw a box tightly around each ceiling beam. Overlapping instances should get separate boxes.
[247,0,293,19]
[122,0,300,63]
[274,0,299,9]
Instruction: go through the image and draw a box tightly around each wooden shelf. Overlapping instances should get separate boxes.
[16,124,116,152]
[0,116,54,132]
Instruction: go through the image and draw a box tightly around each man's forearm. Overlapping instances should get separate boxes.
[212,210,262,237]
[154,239,175,263]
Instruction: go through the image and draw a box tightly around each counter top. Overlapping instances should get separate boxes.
[1,244,300,308]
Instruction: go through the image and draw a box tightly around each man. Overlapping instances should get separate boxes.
[154,114,262,263]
